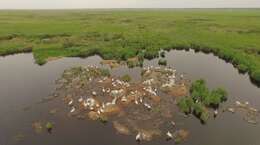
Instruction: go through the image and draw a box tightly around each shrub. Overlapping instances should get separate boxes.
[158,59,167,66]
[177,97,193,113]
[121,74,131,82]
[127,60,135,68]
[193,102,210,123]
[144,50,159,60]
[190,79,209,101]
[251,69,260,84]
[160,51,165,57]
[178,79,228,123]
[204,88,227,108]
[237,64,249,73]
[100,68,110,77]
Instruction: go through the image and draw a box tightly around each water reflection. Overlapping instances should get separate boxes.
[0,50,259,145]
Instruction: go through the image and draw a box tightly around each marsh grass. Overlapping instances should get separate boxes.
[178,79,228,123]
[0,9,260,84]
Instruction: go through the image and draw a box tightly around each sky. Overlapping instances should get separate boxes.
[0,0,260,9]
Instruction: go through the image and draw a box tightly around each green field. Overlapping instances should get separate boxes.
[0,9,260,84]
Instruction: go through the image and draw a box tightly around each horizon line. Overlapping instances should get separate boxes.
[0,7,260,10]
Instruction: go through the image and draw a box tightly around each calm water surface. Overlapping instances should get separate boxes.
[0,50,259,145]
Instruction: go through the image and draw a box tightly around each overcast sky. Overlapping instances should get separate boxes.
[0,0,259,9]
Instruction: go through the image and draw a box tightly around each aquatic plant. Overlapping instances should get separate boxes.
[178,79,228,122]
[158,59,167,66]
[121,74,132,82]
[45,122,54,133]
[177,97,193,114]
[100,68,111,77]
[160,51,165,57]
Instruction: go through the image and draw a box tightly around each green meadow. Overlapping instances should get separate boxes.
[0,9,260,83]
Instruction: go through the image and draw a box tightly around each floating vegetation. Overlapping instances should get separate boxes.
[32,121,54,134]
[32,121,43,134]
[46,122,54,133]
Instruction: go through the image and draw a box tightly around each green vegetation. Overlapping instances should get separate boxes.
[45,122,54,132]
[158,59,167,65]
[100,68,111,77]
[178,79,228,123]
[160,51,166,57]
[0,9,260,84]
[121,74,132,82]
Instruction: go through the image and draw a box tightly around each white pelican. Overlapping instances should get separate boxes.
[102,88,106,93]
[68,99,73,106]
[144,103,152,110]
[235,101,241,106]
[121,96,127,102]
[136,132,142,142]
[139,97,143,103]
[102,102,105,108]
[70,107,76,113]
[92,91,97,96]
[171,121,176,127]
[100,108,104,113]
[214,110,218,117]
[228,108,235,113]
[106,102,112,106]
[112,97,118,105]
[83,100,88,107]
[89,107,94,111]
[166,131,173,140]
[135,99,139,105]
[78,97,83,103]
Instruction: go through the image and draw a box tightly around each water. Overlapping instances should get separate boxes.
[0,50,259,145]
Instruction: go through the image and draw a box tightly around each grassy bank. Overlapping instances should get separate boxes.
[0,9,260,84]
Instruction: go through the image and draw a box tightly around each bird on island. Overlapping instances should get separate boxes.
[68,99,73,106]
[78,97,83,103]
[214,110,218,117]
[83,100,88,107]
[136,132,142,142]
[235,101,241,106]
[166,131,173,140]
[171,121,176,127]
[102,102,105,108]
[139,97,143,103]
[102,88,106,93]
[144,103,152,110]
[121,96,127,102]
[135,99,139,105]
[70,107,76,113]
[100,108,104,113]
[112,97,118,105]
[92,91,97,96]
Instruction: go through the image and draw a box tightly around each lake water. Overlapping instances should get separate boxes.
[0,50,259,145]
